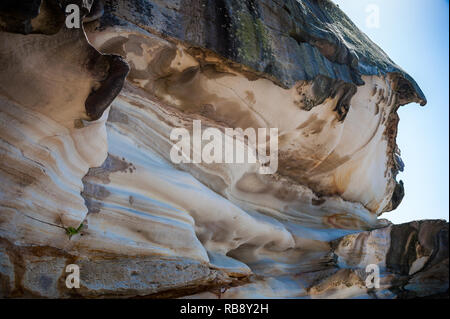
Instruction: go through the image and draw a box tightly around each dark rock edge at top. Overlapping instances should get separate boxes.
[97,0,426,106]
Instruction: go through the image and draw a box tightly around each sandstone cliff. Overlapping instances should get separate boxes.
[0,0,447,298]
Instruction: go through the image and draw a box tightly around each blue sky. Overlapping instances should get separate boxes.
[333,0,449,223]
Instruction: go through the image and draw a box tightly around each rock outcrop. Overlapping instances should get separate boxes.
[0,0,447,298]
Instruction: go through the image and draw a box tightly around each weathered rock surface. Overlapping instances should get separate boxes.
[0,0,447,298]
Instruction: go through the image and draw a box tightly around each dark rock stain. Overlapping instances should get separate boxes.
[390,180,404,211]
[312,198,326,206]
[107,106,129,124]
[83,153,136,184]
[297,114,327,135]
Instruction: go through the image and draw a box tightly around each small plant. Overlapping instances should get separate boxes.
[65,223,84,238]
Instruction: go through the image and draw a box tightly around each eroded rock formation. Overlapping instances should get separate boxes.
[0,0,447,298]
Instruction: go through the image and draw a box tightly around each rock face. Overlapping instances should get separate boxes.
[0,0,447,299]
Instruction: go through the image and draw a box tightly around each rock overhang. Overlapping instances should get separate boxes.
[0,0,446,300]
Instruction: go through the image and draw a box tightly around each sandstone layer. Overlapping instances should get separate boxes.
[0,0,447,298]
